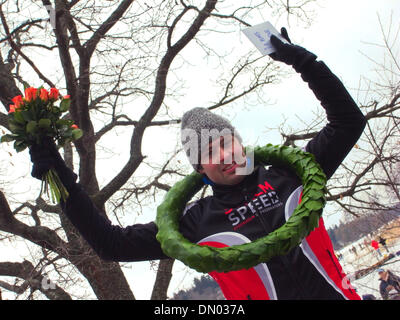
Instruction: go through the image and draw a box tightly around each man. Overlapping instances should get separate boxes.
[378,269,400,300]
[378,236,389,253]
[29,29,366,299]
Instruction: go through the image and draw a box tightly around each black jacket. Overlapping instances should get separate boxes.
[61,60,366,299]
[379,271,400,300]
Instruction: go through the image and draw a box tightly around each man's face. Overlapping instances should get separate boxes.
[198,135,247,185]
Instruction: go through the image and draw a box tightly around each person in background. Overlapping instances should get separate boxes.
[364,237,372,254]
[378,269,400,300]
[371,239,382,257]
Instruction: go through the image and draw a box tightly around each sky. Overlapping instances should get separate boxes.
[0,0,400,300]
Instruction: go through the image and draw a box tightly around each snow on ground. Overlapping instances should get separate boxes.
[336,236,400,300]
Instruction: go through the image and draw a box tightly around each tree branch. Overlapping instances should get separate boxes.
[0,190,68,256]
[0,261,71,300]
[93,0,218,205]
[0,5,55,88]
[85,0,136,57]
[364,93,400,120]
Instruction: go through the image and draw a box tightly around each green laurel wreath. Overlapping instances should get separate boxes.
[155,144,327,273]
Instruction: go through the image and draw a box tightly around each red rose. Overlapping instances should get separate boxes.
[40,88,49,102]
[12,95,24,109]
[8,104,16,114]
[24,87,38,102]
[49,88,59,100]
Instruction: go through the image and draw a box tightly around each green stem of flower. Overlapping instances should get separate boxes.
[51,168,69,202]
[39,169,69,204]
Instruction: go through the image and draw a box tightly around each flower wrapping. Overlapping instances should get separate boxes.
[1,87,83,203]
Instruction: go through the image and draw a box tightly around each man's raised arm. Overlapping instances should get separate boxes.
[270,29,366,179]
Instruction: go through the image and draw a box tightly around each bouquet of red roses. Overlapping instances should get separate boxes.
[1,87,83,203]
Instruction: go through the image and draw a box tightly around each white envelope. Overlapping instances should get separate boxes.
[242,21,289,55]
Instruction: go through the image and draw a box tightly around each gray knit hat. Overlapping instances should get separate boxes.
[181,107,242,171]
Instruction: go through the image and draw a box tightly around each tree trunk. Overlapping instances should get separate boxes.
[71,254,135,300]
[151,259,175,300]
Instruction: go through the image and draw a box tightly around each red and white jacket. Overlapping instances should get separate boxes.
[181,164,361,300]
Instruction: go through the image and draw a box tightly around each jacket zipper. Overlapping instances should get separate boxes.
[243,186,307,298]
[254,208,270,233]
[327,249,355,294]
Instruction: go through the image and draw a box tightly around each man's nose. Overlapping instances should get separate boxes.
[220,146,233,164]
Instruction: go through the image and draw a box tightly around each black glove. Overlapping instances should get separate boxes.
[269,27,317,73]
[29,137,77,192]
